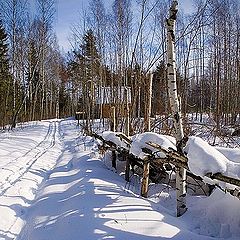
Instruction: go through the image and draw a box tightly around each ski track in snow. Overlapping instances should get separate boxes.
[0,120,63,239]
[0,122,56,195]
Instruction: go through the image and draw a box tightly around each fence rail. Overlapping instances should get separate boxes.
[90,131,240,210]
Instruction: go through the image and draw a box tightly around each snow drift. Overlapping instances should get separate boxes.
[130,132,176,159]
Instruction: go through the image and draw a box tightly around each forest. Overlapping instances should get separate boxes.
[0,0,239,135]
[0,1,240,238]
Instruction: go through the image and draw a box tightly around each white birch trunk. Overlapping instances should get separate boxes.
[166,0,187,217]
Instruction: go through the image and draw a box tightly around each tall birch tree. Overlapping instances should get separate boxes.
[166,0,187,217]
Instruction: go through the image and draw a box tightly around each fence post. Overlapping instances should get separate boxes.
[141,158,150,198]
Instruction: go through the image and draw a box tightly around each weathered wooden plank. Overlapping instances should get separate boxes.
[116,133,132,145]
[141,159,150,198]
[206,172,240,188]
[146,141,188,163]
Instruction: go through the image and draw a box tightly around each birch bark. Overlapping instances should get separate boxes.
[166,0,187,217]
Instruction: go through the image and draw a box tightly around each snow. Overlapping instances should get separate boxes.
[101,131,129,149]
[130,132,176,159]
[184,136,228,177]
[184,136,240,182]
[183,188,240,238]
[0,119,240,239]
[215,146,240,163]
[0,120,63,239]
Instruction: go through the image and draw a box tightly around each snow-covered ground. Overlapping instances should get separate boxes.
[0,119,239,239]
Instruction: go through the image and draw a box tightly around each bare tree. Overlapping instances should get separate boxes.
[166,0,187,217]
[37,0,56,120]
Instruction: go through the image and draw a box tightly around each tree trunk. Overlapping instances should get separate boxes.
[166,0,187,217]
[144,73,153,132]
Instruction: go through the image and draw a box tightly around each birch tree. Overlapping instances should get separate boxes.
[37,0,56,120]
[166,0,187,217]
[89,0,107,121]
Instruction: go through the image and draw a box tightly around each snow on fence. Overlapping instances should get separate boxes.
[91,131,240,216]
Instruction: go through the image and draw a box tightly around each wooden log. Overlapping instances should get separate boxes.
[112,150,117,169]
[91,132,240,193]
[116,133,132,145]
[141,158,150,198]
[146,141,188,163]
[91,132,117,149]
[151,157,189,170]
[228,188,240,199]
[142,144,240,190]
[206,172,240,188]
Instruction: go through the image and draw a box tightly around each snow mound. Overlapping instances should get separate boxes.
[215,146,240,163]
[130,132,176,159]
[184,136,229,177]
[184,188,240,238]
[101,131,129,149]
[226,161,240,180]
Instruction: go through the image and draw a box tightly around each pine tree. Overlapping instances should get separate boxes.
[81,29,101,82]
[0,19,13,128]
[152,62,168,115]
[26,39,40,121]
[81,29,101,125]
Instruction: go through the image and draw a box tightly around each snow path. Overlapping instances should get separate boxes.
[0,120,63,239]
[16,120,213,240]
[1,119,239,239]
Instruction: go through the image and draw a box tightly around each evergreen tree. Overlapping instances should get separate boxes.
[81,29,101,82]
[26,39,41,121]
[152,62,168,115]
[0,19,13,128]
[81,29,101,121]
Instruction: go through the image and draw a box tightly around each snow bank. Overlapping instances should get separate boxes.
[101,131,129,149]
[215,147,240,179]
[184,188,240,238]
[130,132,176,159]
[215,146,240,163]
[184,136,240,182]
[226,161,240,180]
[184,136,228,177]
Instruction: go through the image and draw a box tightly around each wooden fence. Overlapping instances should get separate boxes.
[90,131,240,215]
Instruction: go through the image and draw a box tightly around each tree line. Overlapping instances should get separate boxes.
[0,0,70,129]
[0,0,239,132]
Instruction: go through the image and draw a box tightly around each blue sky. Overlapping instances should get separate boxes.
[55,0,194,51]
